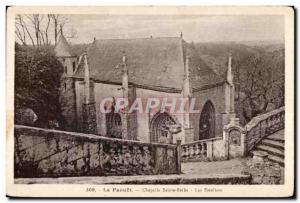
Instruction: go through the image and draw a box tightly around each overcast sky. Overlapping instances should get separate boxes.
[64,15,284,44]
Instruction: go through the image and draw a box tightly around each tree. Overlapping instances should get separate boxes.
[15,43,64,127]
[234,49,284,123]
[15,14,76,46]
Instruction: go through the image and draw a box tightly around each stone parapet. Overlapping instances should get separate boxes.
[14,125,180,178]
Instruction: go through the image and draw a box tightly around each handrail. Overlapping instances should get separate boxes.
[245,106,285,152]
[14,125,177,148]
[181,136,222,146]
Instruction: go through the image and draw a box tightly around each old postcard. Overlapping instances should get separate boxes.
[6,6,294,198]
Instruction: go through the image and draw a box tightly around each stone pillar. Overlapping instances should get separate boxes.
[227,52,233,85]
[223,117,246,159]
[59,76,77,131]
[227,52,235,113]
[120,52,137,140]
[182,55,194,143]
[206,141,213,159]
[82,52,97,134]
[176,139,182,174]
[82,103,97,134]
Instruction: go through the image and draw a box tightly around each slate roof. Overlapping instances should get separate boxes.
[54,35,76,57]
[73,37,225,91]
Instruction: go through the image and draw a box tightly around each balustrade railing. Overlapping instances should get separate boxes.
[181,137,222,162]
[181,107,285,162]
[245,106,285,152]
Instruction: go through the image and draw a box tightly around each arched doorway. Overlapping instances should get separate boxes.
[150,113,176,143]
[199,101,215,140]
[106,113,122,138]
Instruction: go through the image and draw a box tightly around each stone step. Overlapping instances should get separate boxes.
[261,139,284,150]
[266,134,284,143]
[268,155,285,166]
[256,144,284,158]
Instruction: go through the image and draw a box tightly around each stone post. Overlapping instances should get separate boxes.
[223,117,246,159]
[206,141,213,159]
[182,55,194,143]
[82,53,97,134]
[121,52,130,140]
[82,103,97,134]
[176,139,182,174]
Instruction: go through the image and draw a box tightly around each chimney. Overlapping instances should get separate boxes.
[227,52,233,85]
[83,52,90,104]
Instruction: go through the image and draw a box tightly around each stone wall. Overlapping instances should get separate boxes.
[14,125,180,178]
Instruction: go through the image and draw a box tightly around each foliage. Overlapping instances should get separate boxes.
[189,42,285,124]
[15,43,64,127]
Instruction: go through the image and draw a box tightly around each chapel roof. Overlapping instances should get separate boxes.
[73,37,225,91]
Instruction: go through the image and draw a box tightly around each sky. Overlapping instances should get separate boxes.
[16,14,284,45]
[64,14,284,44]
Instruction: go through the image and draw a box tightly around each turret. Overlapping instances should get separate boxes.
[54,34,77,75]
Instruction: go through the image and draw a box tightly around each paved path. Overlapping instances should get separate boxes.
[182,158,244,175]
[15,158,248,184]
[15,173,250,185]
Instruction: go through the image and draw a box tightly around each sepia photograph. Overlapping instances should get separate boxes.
[6,6,294,198]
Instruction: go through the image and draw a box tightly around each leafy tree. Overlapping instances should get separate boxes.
[233,49,284,124]
[15,43,64,127]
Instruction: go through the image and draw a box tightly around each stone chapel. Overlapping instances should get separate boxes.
[55,33,235,144]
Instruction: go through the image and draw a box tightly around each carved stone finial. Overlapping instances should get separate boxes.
[122,51,126,64]
[84,53,90,104]
[227,52,233,85]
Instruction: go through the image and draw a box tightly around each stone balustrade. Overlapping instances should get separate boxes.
[245,106,285,152]
[223,106,285,159]
[14,125,181,178]
[181,106,285,162]
[181,137,224,162]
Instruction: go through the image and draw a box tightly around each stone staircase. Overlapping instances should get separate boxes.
[252,130,285,166]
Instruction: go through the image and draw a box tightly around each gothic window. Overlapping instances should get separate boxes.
[150,112,176,143]
[64,66,67,73]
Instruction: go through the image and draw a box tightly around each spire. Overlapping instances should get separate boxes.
[180,32,183,38]
[54,34,75,57]
[84,52,90,104]
[227,52,233,85]
[183,55,191,98]
[122,51,128,93]
[60,24,63,36]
